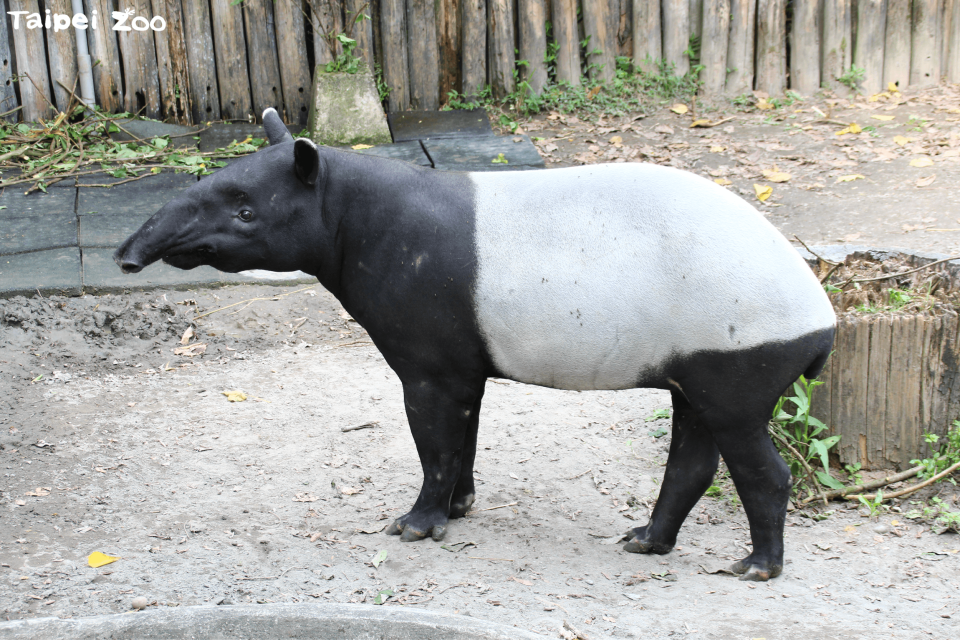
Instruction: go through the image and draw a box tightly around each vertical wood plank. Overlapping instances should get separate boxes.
[920,316,946,457]
[581,0,615,82]
[461,0,486,100]
[210,0,253,121]
[910,0,943,86]
[865,316,892,469]
[810,344,834,446]
[633,0,662,73]
[274,0,312,125]
[152,0,192,123]
[829,315,845,461]
[689,0,703,43]
[180,0,219,123]
[116,0,161,118]
[883,0,912,88]
[941,311,960,439]
[487,0,515,98]
[407,0,441,108]
[436,0,461,103]
[244,0,284,117]
[755,0,786,96]
[45,0,78,112]
[518,0,548,96]
[947,0,960,83]
[790,0,820,95]
[552,0,580,86]
[0,0,18,119]
[726,0,756,94]
[853,0,887,95]
[837,318,869,466]
[700,0,730,95]
[84,0,123,114]
[662,0,690,76]
[9,0,53,121]
[310,1,344,67]
[900,316,924,468]
[618,0,633,58]
[347,0,377,66]
[380,0,409,110]
[822,0,852,94]
[884,315,905,467]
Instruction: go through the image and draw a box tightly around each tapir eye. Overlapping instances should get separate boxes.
[237,210,254,222]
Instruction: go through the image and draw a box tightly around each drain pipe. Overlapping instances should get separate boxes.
[72,0,96,109]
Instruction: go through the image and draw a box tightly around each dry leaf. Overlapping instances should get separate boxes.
[340,486,362,495]
[870,115,895,121]
[753,184,773,202]
[888,82,900,93]
[756,98,773,110]
[714,178,733,186]
[916,175,937,187]
[836,174,865,183]
[509,576,533,586]
[222,390,247,402]
[909,157,934,168]
[670,104,688,114]
[88,551,119,568]
[293,493,318,503]
[586,86,601,100]
[180,327,195,345]
[173,343,206,357]
[15,500,25,506]
[835,123,862,136]
[762,167,791,183]
[653,124,674,135]
[709,145,725,153]
[24,487,51,497]
[609,135,622,145]
[893,135,913,146]
[351,144,373,150]
[690,119,712,127]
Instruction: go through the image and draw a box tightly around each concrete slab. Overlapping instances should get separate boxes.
[0,602,544,640]
[225,269,318,285]
[0,214,77,256]
[110,119,200,149]
[424,135,544,171]
[388,108,492,142]
[351,140,432,166]
[0,248,81,298]
[77,172,196,243]
[79,213,151,249]
[0,185,75,217]
[199,123,299,153]
[82,248,221,294]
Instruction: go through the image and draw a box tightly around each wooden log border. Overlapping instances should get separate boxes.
[4,0,960,122]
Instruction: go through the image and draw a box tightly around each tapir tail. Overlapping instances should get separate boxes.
[803,326,836,380]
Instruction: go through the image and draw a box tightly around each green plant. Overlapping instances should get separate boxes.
[324,34,365,74]
[858,489,885,518]
[910,422,960,480]
[837,65,866,91]
[844,462,863,485]
[888,288,912,310]
[374,63,390,103]
[645,409,671,422]
[704,485,723,497]
[771,376,843,492]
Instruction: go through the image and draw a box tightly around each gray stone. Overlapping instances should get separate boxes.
[0,214,77,256]
[0,603,543,640]
[0,248,81,298]
[424,135,545,171]
[82,248,221,294]
[388,108,492,142]
[0,185,75,216]
[308,68,391,147]
[350,140,432,166]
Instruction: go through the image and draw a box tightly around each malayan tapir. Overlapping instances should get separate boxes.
[115,108,836,581]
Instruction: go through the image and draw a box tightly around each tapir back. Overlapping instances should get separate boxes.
[469,163,835,390]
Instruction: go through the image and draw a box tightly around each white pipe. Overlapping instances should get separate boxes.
[72,0,96,109]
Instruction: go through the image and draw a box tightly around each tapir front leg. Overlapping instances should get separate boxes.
[450,386,484,519]
[386,377,484,542]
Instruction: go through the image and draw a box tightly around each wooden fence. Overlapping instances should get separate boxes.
[1,1,959,125]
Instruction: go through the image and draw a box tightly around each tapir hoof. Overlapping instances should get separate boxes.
[726,557,782,582]
[386,520,447,542]
[622,527,674,555]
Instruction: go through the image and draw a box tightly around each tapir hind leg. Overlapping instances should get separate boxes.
[386,376,483,542]
[449,386,484,519]
[624,390,719,554]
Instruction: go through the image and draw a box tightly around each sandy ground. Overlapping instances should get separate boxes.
[1,284,959,640]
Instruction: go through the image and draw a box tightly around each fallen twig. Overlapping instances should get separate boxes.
[850,461,960,502]
[192,286,317,320]
[799,464,925,505]
[848,256,960,285]
[472,501,518,513]
[769,427,827,506]
[467,556,514,562]
[341,421,379,433]
[566,469,592,480]
[793,235,839,266]
[561,619,593,640]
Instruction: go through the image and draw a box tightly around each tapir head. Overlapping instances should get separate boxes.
[114,109,323,275]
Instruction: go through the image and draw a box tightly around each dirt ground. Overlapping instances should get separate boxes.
[3,85,960,639]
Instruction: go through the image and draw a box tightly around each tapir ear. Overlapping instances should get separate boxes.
[262,108,293,146]
[293,138,321,186]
